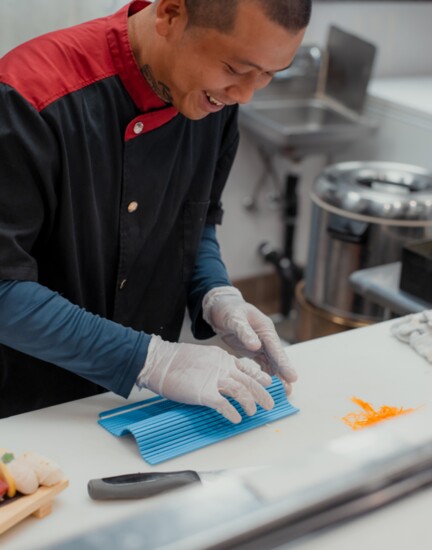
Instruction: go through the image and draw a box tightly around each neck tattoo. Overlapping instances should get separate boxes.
[141,65,173,104]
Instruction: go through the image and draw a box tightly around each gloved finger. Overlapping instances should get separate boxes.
[258,332,297,384]
[213,396,243,424]
[236,357,272,387]
[225,314,262,352]
[221,333,255,360]
[218,378,258,417]
[242,349,272,372]
[239,349,298,395]
[281,379,294,396]
[228,369,274,412]
[254,355,295,396]
[275,362,298,386]
[239,354,294,397]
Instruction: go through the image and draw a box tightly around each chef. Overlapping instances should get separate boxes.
[0,0,310,419]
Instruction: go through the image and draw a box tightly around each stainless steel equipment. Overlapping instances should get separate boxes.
[240,28,378,320]
[305,161,432,323]
[239,26,377,160]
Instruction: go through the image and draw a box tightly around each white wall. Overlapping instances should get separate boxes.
[304,2,432,78]
[1,1,431,281]
[0,0,125,55]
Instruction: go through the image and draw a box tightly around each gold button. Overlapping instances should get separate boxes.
[133,121,144,134]
[119,279,127,290]
[127,201,138,213]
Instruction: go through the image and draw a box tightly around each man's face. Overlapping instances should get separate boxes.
[159,2,305,120]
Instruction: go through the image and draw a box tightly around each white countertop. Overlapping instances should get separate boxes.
[2,320,432,549]
[368,76,432,117]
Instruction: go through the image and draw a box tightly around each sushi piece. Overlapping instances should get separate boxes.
[0,461,16,498]
[7,457,39,495]
[0,478,9,500]
[20,451,65,486]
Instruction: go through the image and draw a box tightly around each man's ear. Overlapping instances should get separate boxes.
[154,0,187,37]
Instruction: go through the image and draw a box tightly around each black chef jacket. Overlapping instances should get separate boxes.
[0,1,239,413]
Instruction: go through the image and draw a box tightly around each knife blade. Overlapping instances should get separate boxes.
[88,468,258,501]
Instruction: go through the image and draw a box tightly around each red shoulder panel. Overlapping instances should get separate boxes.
[0,17,116,112]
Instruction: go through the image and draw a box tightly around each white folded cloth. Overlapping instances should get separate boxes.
[391,310,432,363]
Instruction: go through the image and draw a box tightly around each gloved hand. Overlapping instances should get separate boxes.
[202,286,297,394]
[391,310,432,362]
[136,335,274,424]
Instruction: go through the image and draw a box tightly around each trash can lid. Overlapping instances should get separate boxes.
[311,161,432,225]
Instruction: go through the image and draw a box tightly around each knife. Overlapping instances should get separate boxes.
[87,469,258,501]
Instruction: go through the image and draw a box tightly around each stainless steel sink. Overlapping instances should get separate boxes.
[239,95,377,159]
[239,28,378,161]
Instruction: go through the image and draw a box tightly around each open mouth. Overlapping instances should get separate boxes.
[205,92,224,107]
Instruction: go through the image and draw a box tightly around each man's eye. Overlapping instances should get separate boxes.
[225,64,241,76]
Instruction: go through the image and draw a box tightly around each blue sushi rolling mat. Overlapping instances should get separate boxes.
[98,377,299,465]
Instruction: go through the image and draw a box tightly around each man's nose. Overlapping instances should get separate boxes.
[225,72,274,105]
[225,82,256,105]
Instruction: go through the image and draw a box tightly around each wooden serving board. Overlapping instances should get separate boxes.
[0,448,69,535]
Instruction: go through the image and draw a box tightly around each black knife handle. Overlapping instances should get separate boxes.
[87,470,201,500]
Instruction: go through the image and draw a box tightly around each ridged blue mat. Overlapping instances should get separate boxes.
[98,377,299,464]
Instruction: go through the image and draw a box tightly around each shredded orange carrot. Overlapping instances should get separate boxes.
[342,397,415,430]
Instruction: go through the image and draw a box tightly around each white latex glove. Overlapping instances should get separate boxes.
[202,286,297,395]
[136,335,274,424]
[391,310,432,362]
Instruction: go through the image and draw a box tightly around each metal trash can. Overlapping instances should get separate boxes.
[302,161,432,328]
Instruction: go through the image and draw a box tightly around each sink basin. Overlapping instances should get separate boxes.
[239,95,377,160]
[239,29,378,160]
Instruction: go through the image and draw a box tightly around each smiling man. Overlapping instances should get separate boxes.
[0,0,311,420]
[129,0,306,118]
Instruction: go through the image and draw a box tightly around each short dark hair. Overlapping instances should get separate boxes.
[185,0,312,34]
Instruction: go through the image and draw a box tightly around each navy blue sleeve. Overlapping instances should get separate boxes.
[0,280,151,397]
[187,224,232,340]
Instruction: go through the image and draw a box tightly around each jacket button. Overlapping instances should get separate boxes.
[128,201,138,213]
[119,279,127,290]
[133,121,144,134]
